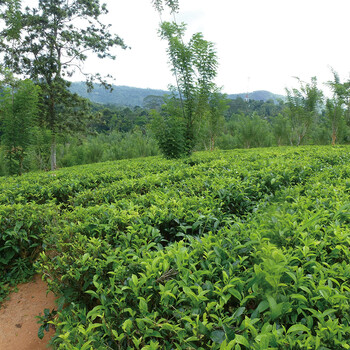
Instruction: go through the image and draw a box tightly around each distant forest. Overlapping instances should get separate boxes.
[69,82,284,107]
[1,0,349,176]
[1,76,349,176]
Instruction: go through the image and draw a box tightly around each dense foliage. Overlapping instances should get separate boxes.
[0,78,40,174]
[1,1,350,172]
[69,83,283,108]
[0,0,127,170]
[69,83,169,107]
[2,81,350,175]
[153,20,219,157]
[2,146,350,349]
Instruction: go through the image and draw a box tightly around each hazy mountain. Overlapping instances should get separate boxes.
[69,82,284,107]
[227,90,285,102]
[70,82,168,107]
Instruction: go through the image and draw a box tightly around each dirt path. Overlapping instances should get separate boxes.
[0,275,56,350]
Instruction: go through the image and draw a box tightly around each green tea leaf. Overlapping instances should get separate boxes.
[287,324,310,334]
[235,334,250,347]
[211,330,226,344]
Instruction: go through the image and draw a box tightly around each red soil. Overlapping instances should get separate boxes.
[0,275,56,350]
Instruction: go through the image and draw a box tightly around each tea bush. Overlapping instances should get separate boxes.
[2,146,350,348]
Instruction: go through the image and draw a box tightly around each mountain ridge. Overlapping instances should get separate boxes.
[227,90,285,102]
[69,81,285,107]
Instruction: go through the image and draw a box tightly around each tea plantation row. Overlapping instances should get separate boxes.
[1,146,350,349]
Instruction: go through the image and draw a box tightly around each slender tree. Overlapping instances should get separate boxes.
[0,1,41,174]
[0,78,40,175]
[151,0,220,156]
[0,0,127,170]
[0,0,21,71]
[0,0,22,118]
[272,113,291,146]
[237,113,272,149]
[157,21,218,155]
[205,92,228,150]
[285,77,323,146]
[326,70,350,145]
[325,99,343,145]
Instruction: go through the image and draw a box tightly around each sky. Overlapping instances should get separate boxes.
[81,0,350,95]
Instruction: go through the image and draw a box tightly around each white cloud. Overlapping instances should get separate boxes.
[79,0,350,95]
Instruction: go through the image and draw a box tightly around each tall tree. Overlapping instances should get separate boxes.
[157,21,218,155]
[272,113,291,146]
[0,1,40,175]
[237,113,272,149]
[285,77,323,146]
[151,0,219,156]
[0,0,21,72]
[205,92,228,151]
[325,99,343,145]
[0,77,40,175]
[326,70,350,145]
[0,0,127,170]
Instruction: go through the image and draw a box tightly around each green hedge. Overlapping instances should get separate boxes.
[2,146,350,348]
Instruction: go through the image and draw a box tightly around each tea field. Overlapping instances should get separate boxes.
[2,146,350,349]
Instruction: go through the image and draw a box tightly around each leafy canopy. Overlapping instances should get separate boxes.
[0,0,128,170]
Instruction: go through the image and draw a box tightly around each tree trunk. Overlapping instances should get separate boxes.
[50,134,57,171]
[210,136,215,151]
[331,128,337,146]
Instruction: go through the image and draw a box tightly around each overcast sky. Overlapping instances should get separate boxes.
[81,0,350,95]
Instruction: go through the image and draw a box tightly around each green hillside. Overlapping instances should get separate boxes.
[227,90,285,102]
[2,145,350,348]
[70,82,169,106]
[69,82,284,106]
